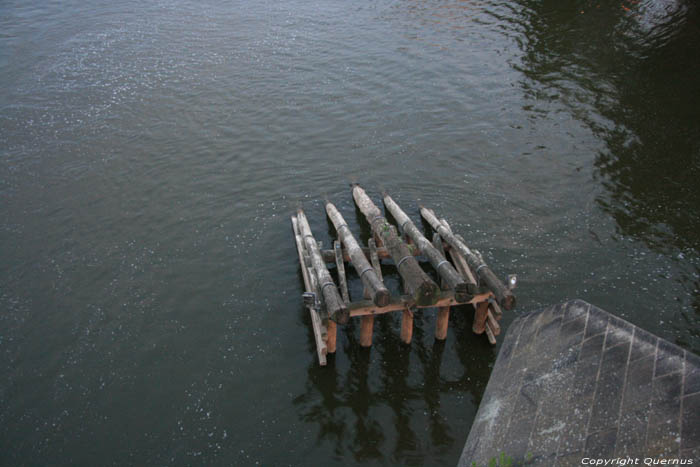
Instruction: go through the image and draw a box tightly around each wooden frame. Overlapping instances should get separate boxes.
[291,186,515,366]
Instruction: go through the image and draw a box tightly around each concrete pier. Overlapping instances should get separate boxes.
[459,300,700,466]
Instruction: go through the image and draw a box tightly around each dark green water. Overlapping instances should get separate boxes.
[1,0,698,465]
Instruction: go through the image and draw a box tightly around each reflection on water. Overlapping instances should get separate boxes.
[294,303,494,465]
[515,0,700,253]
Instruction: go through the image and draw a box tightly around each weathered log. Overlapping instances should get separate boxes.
[432,232,450,341]
[486,309,501,336]
[383,194,471,301]
[296,209,349,324]
[441,220,478,287]
[473,300,489,334]
[321,244,418,263]
[484,321,497,345]
[352,185,438,306]
[420,207,515,310]
[326,202,390,307]
[292,216,328,365]
[307,265,330,363]
[334,241,350,304]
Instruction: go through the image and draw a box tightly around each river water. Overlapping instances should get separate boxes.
[1,0,698,465]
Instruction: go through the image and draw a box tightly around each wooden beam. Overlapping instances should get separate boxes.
[353,185,438,306]
[296,209,349,324]
[421,207,515,310]
[326,202,389,307]
[383,193,472,301]
[401,308,413,344]
[473,300,489,335]
[486,309,501,336]
[347,291,493,317]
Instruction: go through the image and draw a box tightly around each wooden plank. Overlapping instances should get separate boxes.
[353,185,439,306]
[307,265,328,366]
[348,292,493,317]
[297,209,349,324]
[421,206,515,310]
[484,321,497,345]
[334,240,349,304]
[486,309,501,336]
[473,300,489,335]
[383,193,471,301]
[326,202,389,307]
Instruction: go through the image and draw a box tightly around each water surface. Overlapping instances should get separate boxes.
[1,0,698,465]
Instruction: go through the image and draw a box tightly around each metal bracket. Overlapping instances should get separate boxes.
[302,292,319,309]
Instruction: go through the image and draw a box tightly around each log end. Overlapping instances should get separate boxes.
[453,283,471,303]
[373,287,391,308]
[333,306,350,325]
[499,292,516,311]
[414,280,440,307]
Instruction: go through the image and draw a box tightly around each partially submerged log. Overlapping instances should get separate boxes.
[420,207,515,310]
[326,202,390,307]
[383,193,472,301]
[291,216,327,365]
[296,209,350,324]
[352,185,439,306]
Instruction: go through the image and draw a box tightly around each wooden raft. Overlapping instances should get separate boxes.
[291,185,516,366]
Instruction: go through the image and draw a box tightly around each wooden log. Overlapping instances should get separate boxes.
[327,241,348,355]
[383,194,471,301]
[432,232,450,341]
[486,309,501,336]
[435,308,449,341]
[292,216,328,364]
[320,245,418,263]
[307,266,329,364]
[326,202,390,307]
[484,321,497,345]
[348,291,492,317]
[352,185,438,306]
[421,207,515,310]
[296,209,349,324]
[441,220,478,286]
[473,300,489,334]
[489,298,503,320]
[360,315,374,347]
[401,308,413,344]
[334,241,350,304]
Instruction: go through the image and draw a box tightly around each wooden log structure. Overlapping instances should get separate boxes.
[352,185,439,306]
[292,189,516,365]
[420,207,516,311]
[382,193,472,302]
[326,202,390,307]
[296,209,350,324]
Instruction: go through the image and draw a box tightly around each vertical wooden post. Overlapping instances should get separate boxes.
[360,315,374,347]
[435,308,449,341]
[401,308,413,344]
[473,300,489,334]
